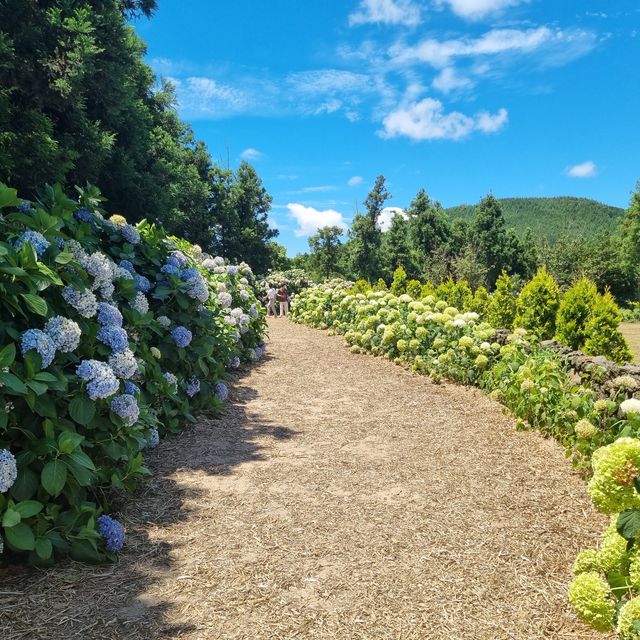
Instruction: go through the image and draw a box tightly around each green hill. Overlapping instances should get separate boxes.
[445,197,625,242]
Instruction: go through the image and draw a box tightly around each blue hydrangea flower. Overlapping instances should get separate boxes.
[163,372,177,386]
[187,378,200,397]
[0,450,18,493]
[97,302,123,327]
[97,515,125,552]
[76,360,120,400]
[119,259,135,274]
[169,251,188,268]
[171,326,192,348]
[14,231,50,257]
[249,305,258,319]
[144,427,160,449]
[160,263,180,277]
[97,325,129,353]
[227,265,238,276]
[180,268,200,281]
[229,356,240,370]
[17,201,32,213]
[62,286,98,318]
[74,208,94,223]
[215,382,229,403]
[120,225,140,245]
[134,274,151,293]
[240,290,250,301]
[110,394,139,426]
[21,329,56,368]
[44,316,81,353]
[109,350,137,379]
[255,346,264,359]
[124,381,140,396]
[157,315,171,328]
[129,292,149,314]
[85,252,113,281]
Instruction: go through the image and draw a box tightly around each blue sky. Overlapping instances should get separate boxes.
[135,0,640,256]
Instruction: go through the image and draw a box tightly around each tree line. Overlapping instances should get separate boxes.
[293,176,640,302]
[0,0,281,274]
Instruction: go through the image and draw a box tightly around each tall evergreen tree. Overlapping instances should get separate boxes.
[348,175,389,281]
[407,188,451,273]
[472,194,510,288]
[308,226,344,280]
[381,213,412,279]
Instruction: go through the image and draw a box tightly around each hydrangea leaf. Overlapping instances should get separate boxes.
[14,500,43,518]
[2,507,21,527]
[4,522,35,551]
[617,509,640,542]
[0,342,16,369]
[58,432,84,455]
[20,293,48,316]
[10,468,39,501]
[41,460,67,496]
[69,397,96,426]
[35,537,53,560]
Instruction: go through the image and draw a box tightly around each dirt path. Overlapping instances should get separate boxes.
[2,319,610,639]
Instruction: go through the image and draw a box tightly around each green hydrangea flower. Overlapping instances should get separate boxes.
[588,438,640,514]
[629,548,640,591]
[573,549,600,575]
[618,597,640,639]
[568,572,616,632]
[598,517,629,573]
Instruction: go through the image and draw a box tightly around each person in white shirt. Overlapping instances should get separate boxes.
[266,285,277,317]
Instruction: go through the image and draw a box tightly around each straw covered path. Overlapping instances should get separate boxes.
[3,318,611,639]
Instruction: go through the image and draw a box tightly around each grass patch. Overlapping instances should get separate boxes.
[620,322,640,364]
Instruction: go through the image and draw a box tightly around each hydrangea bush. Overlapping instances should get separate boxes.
[0,182,266,563]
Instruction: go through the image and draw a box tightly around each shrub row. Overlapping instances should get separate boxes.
[0,183,266,564]
[358,265,631,363]
[291,283,640,637]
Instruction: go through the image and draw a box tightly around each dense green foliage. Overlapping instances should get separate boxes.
[556,279,600,349]
[0,0,278,274]
[446,197,624,242]
[0,182,265,563]
[514,268,560,340]
[583,292,632,364]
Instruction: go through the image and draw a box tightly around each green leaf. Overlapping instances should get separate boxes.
[0,343,16,369]
[0,266,27,276]
[54,251,74,265]
[10,468,39,501]
[34,372,58,383]
[35,537,53,560]
[66,459,94,486]
[617,509,640,541]
[33,394,57,418]
[27,380,48,395]
[14,500,43,518]
[2,507,21,527]
[0,184,20,208]
[20,293,48,316]
[0,372,28,394]
[41,460,67,496]
[66,449,96,471]
[68,396,96,426]
[5,522,35,550]
[58,431,84,454]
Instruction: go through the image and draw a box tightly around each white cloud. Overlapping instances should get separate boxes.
[435,0,527,20]
[378,207,408,231]
[168,76,250,118]
[389,27,595,69]
[240,148,264,161]
[348,176,364,186]
[432,67,474,93]
[379,98,508,141]
[476,108,508,132]
[286,203,349,237]
[349,0,421,26]
[566,161,597,178]
[289,185,336,194]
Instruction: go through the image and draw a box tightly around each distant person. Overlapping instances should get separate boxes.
[277,284,290,317]
[266,284,277,317]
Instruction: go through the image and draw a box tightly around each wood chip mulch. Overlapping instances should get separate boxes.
[0,318,613,639]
